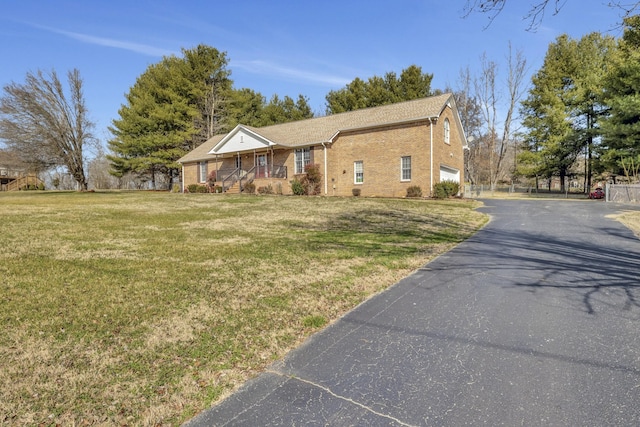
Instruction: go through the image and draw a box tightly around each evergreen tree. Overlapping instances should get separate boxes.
[108,46,232,187]
[182,45,233,141]
[227,88,266,128]
[325,65,433,114]
[259,94,314,126]
[325,77,368,114]
[519,33,615,191]
[600,15,640,180]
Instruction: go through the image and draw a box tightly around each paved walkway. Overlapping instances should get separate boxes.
[185,200,640,426]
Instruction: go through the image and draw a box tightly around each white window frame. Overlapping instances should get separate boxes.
[444,118,451,145]
[354,161,364,184]
[199,161,208,183]
[401,156,411,181]
[295,148,311,174]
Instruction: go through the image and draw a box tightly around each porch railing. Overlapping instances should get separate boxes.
[271,165,287,179]
[217,165,288,192]
[5,175,44,191]
[219,168,240,192]
[239,167,256,192]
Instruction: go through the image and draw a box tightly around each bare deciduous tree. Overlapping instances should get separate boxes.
[0,69,94,190]
[87,146,121,190]
[454,67,483,185]
[467,43,528,189]
[463,0,640,31]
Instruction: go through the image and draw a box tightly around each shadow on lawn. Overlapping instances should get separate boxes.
[283,207,478,258]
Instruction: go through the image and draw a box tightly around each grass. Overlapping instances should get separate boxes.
[2,192,639,426]
[614,210,640,237]
[0,191,488,426]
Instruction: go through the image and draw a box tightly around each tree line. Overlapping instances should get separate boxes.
[518,15,640,191]
[0,47,435,189]
[1,14,639,191]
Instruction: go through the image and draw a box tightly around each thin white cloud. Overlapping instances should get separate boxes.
[35,24,177,57]
[233,59,351,87]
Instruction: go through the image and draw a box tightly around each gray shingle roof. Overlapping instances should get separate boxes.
[178,93,454,163]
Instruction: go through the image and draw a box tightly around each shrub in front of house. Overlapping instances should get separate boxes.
[207,170,217,187]
[303,164,322,195]
[257,184,274,194]
[186,184,208,193]
[352,188,361,197]
[290,164,323,196]
[242,182,256,194]
[291,178,305,195]
[433,180,459,199]
[406,185,422,198]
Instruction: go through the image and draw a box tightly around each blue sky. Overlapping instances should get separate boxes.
[0,1,627,146]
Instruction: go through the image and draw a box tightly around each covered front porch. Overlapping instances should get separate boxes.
[203,124,292,193]
[211,150,289,194]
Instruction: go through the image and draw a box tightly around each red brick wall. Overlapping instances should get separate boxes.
[181,106,465,197]
[323,110,464,197]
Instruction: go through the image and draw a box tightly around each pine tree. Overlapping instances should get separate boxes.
[519,33,615,191]
[600,15,640,181]
[325,65,433,114]
[108,46,231,188]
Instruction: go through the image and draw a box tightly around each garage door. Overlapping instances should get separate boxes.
[440,165,460,183]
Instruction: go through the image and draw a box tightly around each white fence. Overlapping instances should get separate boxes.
[606,184,640,204]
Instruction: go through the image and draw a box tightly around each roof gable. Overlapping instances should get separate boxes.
[178,93,462,163]
[241,93,455,148]
[210,125,275,155]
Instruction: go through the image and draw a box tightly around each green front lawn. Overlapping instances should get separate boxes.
[0,191,487,426]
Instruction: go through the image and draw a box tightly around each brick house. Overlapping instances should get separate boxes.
[178,93,466,197]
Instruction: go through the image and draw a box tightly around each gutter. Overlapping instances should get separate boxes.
[335,115,439,135]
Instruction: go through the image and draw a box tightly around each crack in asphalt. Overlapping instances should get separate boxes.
[266,369,418,427]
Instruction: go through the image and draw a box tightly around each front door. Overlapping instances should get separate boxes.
[257,154,268,178]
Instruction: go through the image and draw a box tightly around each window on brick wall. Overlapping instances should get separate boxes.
[295,148,311,174]
[444,118,451,144]
[199,161,207,183]
[401,156,411,181]
[354,161,363,184]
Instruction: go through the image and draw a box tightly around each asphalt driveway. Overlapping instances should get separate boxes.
[185,199,640,426]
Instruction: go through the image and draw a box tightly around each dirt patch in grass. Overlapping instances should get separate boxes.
[0,192,486,425]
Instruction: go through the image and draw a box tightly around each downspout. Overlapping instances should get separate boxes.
[428,117,434,197]
[181,164,185,193]
[321,142,328,195]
